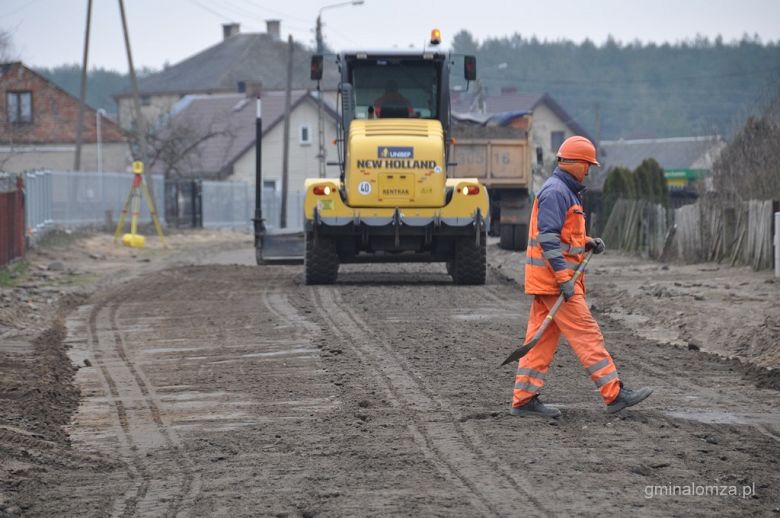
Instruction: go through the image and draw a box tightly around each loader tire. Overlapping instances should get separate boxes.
[499,223,514,250]
[304,232,339,285]
[514,223,528,252]
[451,232,486,285]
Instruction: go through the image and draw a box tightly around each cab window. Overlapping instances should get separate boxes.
[351,60,439,119]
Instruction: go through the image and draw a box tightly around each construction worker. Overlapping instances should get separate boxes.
[373,79,414,118]
[510,136,653,418]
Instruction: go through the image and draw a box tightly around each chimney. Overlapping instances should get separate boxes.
[240,81,263,98]
[501,86,518,95]
[266,19,281,42]
[222,23,240,40]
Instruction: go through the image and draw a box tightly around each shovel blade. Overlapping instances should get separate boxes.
[499,340,537,367]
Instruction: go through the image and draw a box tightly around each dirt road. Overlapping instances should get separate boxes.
[2,237,779,516]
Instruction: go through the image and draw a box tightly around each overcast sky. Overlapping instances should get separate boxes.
[2,0,779,70]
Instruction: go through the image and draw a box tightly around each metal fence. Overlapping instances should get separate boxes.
[17,170,303,238]
[23,171,165,237]
[200,180,305,231]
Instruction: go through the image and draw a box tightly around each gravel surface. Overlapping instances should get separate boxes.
[1,233,778,516]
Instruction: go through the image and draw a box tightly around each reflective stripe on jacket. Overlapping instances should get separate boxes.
[525,167,588,295]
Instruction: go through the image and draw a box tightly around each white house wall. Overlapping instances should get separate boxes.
[529,102,578,192]
[0,142,132,174]
[117,94,182,132]
[231,100,338,221]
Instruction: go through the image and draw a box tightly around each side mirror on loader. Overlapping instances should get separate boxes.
[464,55,477,81]
[311,55,323,81]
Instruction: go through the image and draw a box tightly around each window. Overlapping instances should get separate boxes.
[351,59,439,119]
[262,180,278,191]
[299,124,311,145]
[550,131,565,153]
[6,91,33,124]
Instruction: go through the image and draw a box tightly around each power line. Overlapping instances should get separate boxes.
[230,0,311,24]
[186,0,232,21]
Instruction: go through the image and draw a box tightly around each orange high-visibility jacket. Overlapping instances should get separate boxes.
[525,168,589,295]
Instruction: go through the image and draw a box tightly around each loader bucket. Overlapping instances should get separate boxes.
[256,229,305,265]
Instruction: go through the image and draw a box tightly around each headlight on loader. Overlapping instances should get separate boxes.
[461,185,480,196]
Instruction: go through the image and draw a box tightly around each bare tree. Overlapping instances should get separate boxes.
[0,29,13,62]
[712,89,780,200]
[144,111,238,180]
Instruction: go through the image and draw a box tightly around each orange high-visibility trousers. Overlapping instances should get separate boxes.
[512,293,621,407]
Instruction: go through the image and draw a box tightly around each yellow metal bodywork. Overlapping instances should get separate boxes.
[304,119,488,225]
[345,119,446,208]
[304,177,488,223]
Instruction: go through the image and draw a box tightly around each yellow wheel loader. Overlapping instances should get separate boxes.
[305,36,487,285]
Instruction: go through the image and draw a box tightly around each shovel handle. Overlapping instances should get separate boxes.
[499,250,594,366]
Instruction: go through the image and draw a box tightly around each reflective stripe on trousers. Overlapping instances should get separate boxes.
[585,357,619,388]
[514,367,546,393]
[511,293,621,407]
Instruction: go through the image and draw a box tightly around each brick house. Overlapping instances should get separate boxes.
[0,62,130,173]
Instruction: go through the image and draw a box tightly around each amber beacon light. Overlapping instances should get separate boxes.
[430,28,441,45]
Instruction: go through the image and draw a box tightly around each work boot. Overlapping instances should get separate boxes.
[510,395,561,418]
[606,383,653,414]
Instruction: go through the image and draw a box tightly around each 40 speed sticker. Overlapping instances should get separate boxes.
[358,181,372,195]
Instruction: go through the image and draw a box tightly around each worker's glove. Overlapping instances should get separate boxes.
[559,279,575,301]
[585,237,606,255]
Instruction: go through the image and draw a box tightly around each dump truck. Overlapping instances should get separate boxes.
[450,119,536,252]
[303,38,488,285]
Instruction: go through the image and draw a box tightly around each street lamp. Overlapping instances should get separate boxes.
[316,1,364,54]
[315,0,364,178]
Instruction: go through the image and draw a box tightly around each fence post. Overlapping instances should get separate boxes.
[774,211,779,277]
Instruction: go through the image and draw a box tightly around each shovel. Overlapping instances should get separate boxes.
[500,250,594,367]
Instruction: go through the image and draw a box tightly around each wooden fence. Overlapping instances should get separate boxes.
[601,197,777,269]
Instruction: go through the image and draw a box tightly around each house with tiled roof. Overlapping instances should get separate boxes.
[452,87,592,179]
[591,135,727,192]
[114,21,338,131]
[151,89,338,224]
[1,62,129,173]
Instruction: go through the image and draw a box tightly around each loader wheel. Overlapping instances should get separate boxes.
[499,223,514,250]
[451,232,486,285]
[514,223,529,252]
[304,232,339,285]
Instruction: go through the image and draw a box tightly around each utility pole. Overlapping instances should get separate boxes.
[280,35,294,229]
[118,0,154,197]
[315,15,326,178]
[73,0,92,171]
[313,2,364,179]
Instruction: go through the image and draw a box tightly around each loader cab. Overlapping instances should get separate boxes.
[333,52,458,178]
[342,53,450,128]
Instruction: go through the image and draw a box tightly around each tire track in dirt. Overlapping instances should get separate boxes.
[334,288,552,515]
[88,299,149,517]
[310,286,553,517]
[308,288,498,516]
[87,293,201,517]
[108,300,202,516]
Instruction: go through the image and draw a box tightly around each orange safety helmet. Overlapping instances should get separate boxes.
[557,136,600,166]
